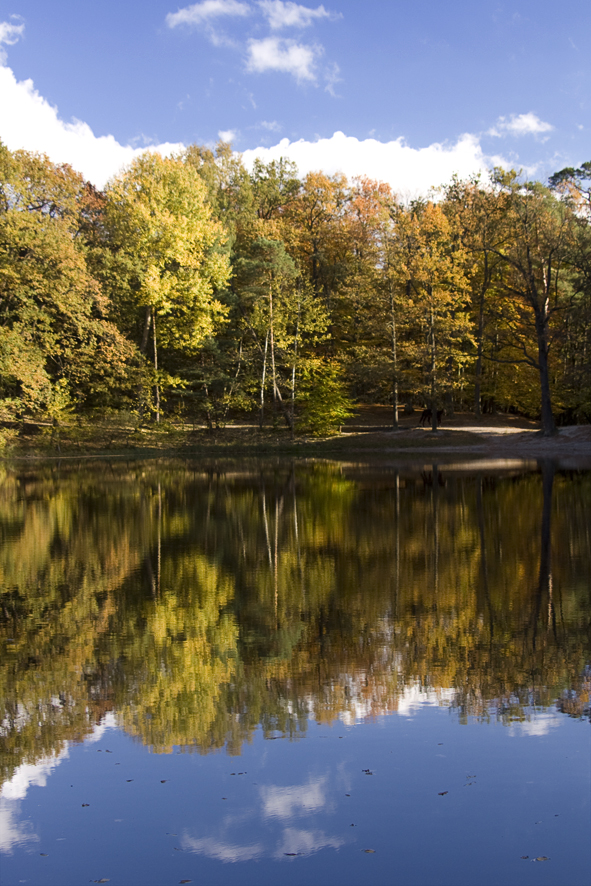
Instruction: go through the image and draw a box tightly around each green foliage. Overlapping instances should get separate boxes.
[0,138,590,431]
[297,361,354,435]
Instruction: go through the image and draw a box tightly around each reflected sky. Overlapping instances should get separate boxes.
[0,458,590,884]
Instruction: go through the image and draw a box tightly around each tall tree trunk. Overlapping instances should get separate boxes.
[534,309,556,436]
[153,311,160,423]
[269,283,278,425]
[390,292,399,429]
[474,285,486,416]
[140,305,153,354]
[260,332,269,429]
[291,308,299,441]
[429,305,438,432]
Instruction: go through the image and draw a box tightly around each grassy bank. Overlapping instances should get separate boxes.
[3,406,589,463]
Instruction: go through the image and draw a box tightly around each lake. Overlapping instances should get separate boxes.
[1,457,589,886]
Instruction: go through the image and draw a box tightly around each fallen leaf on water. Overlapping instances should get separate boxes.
[534,856,550,862]
[82,804,90,807]
[105,750,112,754]
[438,792,448,796]
[174,847,182,851]
[284,853,298,856]
[345,793,350,797]
[520,856,529,860]
[126,780,133,782]
[40,853,48,856]
[180,880,192,883]
[160,780,167,783]
[363,849,375,853]
[95,880,110,883]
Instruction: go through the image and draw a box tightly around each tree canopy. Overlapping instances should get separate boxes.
[1,141,590,436]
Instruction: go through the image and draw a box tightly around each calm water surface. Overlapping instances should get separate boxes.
[1,457,589,886]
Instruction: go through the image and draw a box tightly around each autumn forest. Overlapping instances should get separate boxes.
[1,141,590,442]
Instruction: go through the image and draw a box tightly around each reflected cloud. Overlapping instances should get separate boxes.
[0,799,39,854]
[182,834,263,861]
[396,685,455,717]
[1,747,70,801]
[276,826,344,857]
[260,776,327,819]
[509,713,561,737]
[0,714,119,853]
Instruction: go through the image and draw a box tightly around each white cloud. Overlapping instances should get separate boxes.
[166,0,251,28]
[258,0,335,30]
[0,17,24,63]
[246,36,320,81]
[260,120,282,131]
[218,128,237,142]
[488,112,554,138]
[0,64,184,188]
[242,131,492,199]
[260,777,327,819]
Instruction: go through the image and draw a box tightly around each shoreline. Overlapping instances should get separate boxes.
[3,423,590,466]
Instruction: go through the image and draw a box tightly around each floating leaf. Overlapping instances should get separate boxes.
[95,880,110,883]
[534,856,550,862]
[180,880,192,884]
[284,853,297,856]
[521,856,529,860]
[126,780,133,782]
[363,849,375,853]
[82,803,90,807]
[160,780,167,783]
[345,793,350,797]
[438,791,448,796]
[40,853,48,857]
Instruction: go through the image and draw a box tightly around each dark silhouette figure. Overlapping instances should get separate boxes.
[419,409,443,427]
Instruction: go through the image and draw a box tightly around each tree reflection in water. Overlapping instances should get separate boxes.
[1,459,589,786]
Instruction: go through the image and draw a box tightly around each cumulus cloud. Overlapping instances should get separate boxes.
[218,128,237,141]
[260,777,327,820]
[242,131,492,199]
[0,63,184,188]
[259,0,336,30]
[488,112,553,138]
[0,17,24,63]
[246,36,320,80]
[166,0,251,28]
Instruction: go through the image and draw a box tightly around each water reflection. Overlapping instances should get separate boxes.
[1,459,589,788]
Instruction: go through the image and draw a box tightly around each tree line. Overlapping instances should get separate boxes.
[1,140,590,437]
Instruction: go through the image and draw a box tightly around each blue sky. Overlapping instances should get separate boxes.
[0,0,589,193]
